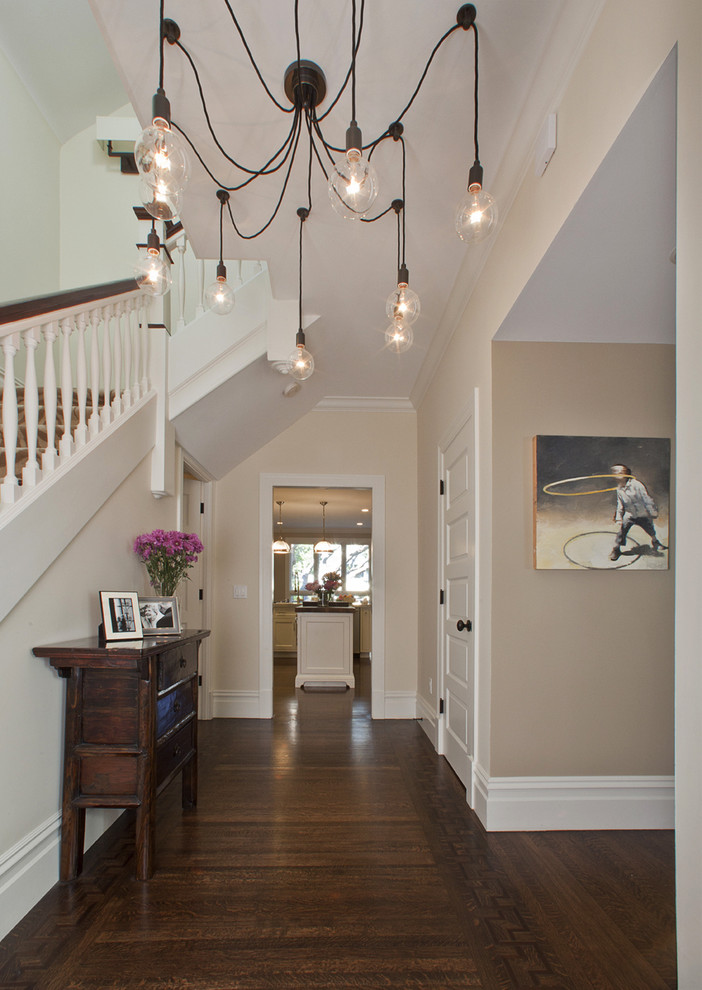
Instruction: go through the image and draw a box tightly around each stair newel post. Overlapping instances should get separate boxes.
[111,303,123,419]
[58,316,74,461]
[41,320,59,473]
[196,259,205,318]
[100,304,113,428]
[88,307,101,439]
[21,326,41,489]
[130,303,141,402]
[176,234,187,330]
[122,301,133,410]
[1,333,20,505]
[74,311,88,448]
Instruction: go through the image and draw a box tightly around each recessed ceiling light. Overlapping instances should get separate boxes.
[361,508,369,513]
[356,522,363,526]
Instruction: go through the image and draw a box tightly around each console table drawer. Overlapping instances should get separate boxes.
[157,679,196,738]
[157,719,195,789]
[158,642,198,692]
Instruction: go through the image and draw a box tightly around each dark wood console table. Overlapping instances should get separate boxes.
[33,629,210,881]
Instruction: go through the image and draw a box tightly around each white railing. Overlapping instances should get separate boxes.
[0,280,151,511]
[166,230,266,331]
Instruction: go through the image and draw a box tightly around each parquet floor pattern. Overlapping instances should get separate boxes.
[0,660,676,989]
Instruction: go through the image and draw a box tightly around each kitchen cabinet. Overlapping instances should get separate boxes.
[273,603,297,654]
[295,606,354,688]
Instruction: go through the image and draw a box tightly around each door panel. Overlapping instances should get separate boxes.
[441,416,475,789]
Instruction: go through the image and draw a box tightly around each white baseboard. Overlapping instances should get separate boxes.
[416,695,439,747]
[0,813,60,940]
[472,764,675,831]
[211,690,262,718]
[383,692,418,719]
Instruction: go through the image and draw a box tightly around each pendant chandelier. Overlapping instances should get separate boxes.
[134,1,497,368]
[272,500,291,554]
[313,500,335,554]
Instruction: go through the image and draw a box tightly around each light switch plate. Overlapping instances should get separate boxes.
[232,585,247,598]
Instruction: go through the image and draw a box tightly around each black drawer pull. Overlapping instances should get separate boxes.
[174,744,182,758]
[179,656,187,668]
[173,700,181,713]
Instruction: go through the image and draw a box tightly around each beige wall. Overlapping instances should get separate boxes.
[210,409,418,696]
[491,342,674,776]
[0,455,176,937]
[0,48,60,303]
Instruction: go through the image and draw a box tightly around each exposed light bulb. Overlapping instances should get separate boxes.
[135,120,189,198]
[134,244,171,297]
[384,321,413,353]
[386,271,420,326]
[288,343,315,381]
[455,163,498,244]
[328,147,379,220]
[139,177,181,222]
[205,268,235,315]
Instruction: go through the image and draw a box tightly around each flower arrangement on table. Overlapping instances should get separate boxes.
[305,571,342,604]
[133,529,204,597]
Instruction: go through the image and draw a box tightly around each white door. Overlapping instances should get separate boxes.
[440,415,475,789]
[181,476,205,631]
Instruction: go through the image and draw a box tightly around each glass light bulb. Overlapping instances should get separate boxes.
[139,178,181,222]
[328,148,379,220]
[135,123,189,196]
[288,344,315,381]
[455,186,498,244]
[134,248,171,296]
[384,321,413,353]
[385,283,420,326]
[205,277,235,315]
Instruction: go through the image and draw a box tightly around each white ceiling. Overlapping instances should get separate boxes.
[273,486,371,534]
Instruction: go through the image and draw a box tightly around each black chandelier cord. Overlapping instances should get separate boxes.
[223,115,305,240]
[351,0,358,125]
[316,0,365,123]
[220,0,294,113]
[173,107,302,194]
[174,39,301,178]
[158,0,165,91]
[472,22,480,163]
[298,210,305,332]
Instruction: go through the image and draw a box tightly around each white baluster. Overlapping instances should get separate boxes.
[139,301,150,393]
[1,334,20,504]
[74,312,88,447]
[59,316,74,460]
[42,320,59,473]
[131,303,142,402]
[89,307,101,438]
[112,303,123,418]
[22,327,41,488]
[101,305,112,427]
[196,259,205,317]
[122,302,133,410]
[177,235,187,329]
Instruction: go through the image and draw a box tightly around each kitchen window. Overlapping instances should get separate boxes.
[290,542,371,595]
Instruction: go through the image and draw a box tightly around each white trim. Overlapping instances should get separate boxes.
[260,473,386,719]
[383,692,418,719]
[472,766,675,831]
[417,695,440,748]
[211,690,262,718]
[313,396,415,413]
[0,813,60,940]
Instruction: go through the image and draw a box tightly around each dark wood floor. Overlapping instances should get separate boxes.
[0,659,676,989]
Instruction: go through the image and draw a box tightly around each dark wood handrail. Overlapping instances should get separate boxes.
[0,278,139,327]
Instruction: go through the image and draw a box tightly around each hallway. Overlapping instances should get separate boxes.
[0,661,675,989]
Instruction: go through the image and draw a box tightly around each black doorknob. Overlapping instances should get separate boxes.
[456,619,472,632]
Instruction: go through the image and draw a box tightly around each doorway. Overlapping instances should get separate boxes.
[260,473,386,719]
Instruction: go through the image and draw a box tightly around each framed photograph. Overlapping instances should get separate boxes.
[99,591,143,640]
[138,596,181,635]
[533,435,670,571]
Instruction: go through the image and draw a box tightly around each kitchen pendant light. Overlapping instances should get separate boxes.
[313,500,335,554]
[272,500,291,554]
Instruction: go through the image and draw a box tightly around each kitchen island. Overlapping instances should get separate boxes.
[295,605,355,688]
